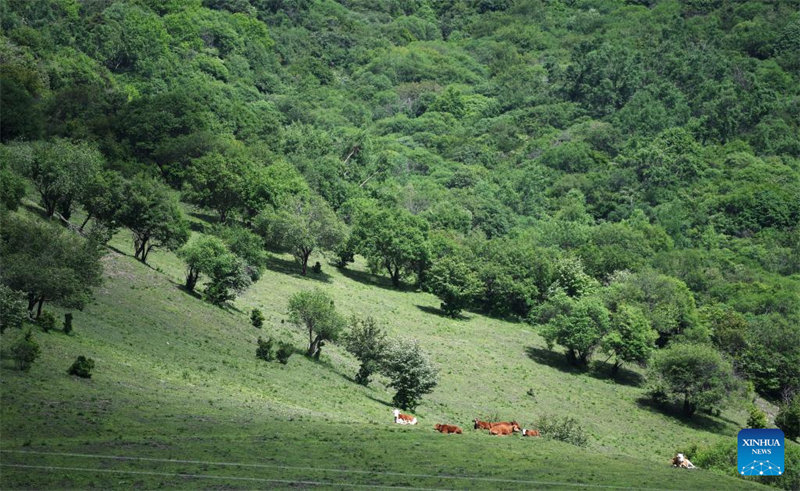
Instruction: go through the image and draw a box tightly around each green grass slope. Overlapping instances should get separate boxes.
[1,218,762,489]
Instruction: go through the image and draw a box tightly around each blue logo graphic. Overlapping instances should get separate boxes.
[738,429,785,476]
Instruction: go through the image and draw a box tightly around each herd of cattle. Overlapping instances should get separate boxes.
[392,409,540,437]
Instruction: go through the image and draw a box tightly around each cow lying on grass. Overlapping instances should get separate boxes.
[435,424,462,434]
[489,421,521,436]
[521,428,540,437]
[393,409,417,425]
[671,453,696,469]
[473,419,493,430]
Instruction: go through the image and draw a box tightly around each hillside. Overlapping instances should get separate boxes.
[0,208,765,488]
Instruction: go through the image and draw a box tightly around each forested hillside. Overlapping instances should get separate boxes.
[1,0,800,487]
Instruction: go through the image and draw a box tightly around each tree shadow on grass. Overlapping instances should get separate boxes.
[265,256,333,283]
[188,211,219,226]
[635,396,733,434]
[524,346,644,387]
[365,394,394,408]
[415,304,469,321]
[337,266,404,292]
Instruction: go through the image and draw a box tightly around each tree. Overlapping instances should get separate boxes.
[0,284,27,333]
[177,236,229,291]
[117,176,189,263]
[426,256,480,317]
[203,254,251,306]
[76,169,125,233]
[0,213,103,318]
[288,289,345,358]
[0,162,25,211]
[184,153,246,223]
[10,329,40,371]
[381,339,438,411]
[352,207,429,287]
[212,225,267,280]
[344,316,388,385]
[647,343,738,417]
[540,292,610,366]
[775,395,800,441]
[258,195,345,275]
[601,304,657,376]
[24,139,104,218]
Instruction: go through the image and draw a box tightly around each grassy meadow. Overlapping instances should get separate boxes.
[0,206,768,489]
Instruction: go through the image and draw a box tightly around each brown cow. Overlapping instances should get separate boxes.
[435,424,463,434]
[473,419,492,430]
[489,421,521,436]
[521,428,541,437]
[393,409,417,425]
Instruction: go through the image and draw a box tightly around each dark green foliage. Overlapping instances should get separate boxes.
[776,395,800,442]
[37,311,56,333]
[67,355,95,378]
[601,304,658,376]
[647,343,738,417]
[380,339,438,411]
[276,342,293,365]
[540,291,610,366]
[10,330,40,371]
[0,162,26,211]
[311,261,322,274]
[63,312,73,335]
[534,414,589,447]
[426,256,480,318]
[256,337,274,362]
[288,289,345,358]
[203,258,251,306]
[344,316,388,386]
[0,284,27,333]
[250,309,264,329]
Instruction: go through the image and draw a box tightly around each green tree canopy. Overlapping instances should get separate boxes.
[288,288,345,358]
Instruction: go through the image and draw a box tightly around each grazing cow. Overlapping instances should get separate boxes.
[671,453,696,469]
[521,429,541,437]
[489,421,521,436]
[393,409,417,425]
[473,419,492,430]
[435,424,463,434]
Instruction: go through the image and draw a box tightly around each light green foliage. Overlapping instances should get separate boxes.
[352,207,429,287]
[647,343,738,417]
[184,152,247,222]
[255,337,274,361]
[344,316,388,386]
[212,225,267,280]
[540,291,610,366]
[288,288,345,358]
[0,213,103,318]
[601,304,657,375]
[535,414,589,447]
[37,311,56,333]
[177,235,228,291]
[746,405,768,429]
[117,176,189,264]
[426,255,480,318]
[381,338,438,411]
[0,161,26,211]
[76,169,125,236]
[0,284,27,333]
[257,194,344,275]
[203,254,250,306]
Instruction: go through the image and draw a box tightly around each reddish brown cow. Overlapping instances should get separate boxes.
[521,429,541,437]
[435,424,463,434]
[473,419,492,430]
[489,421,521,436]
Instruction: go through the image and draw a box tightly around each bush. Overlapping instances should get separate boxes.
[0,285,27,333]
[344,316,388,386]
[276,342,293,364]
[250,309,264,329]
[534,414,589,447]
[63,313,73,335]
[776,395,800,441]
[38,311,56,333]
[747,405,768,429]
[311,261,322,274]
[256,337,274,361]
[10,330,40,371]
[67,355,95,378]
[380,339,438,411]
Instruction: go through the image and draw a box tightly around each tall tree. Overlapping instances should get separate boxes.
[288,288,345,358]
[601,304,658,376]
[381,339,438,411]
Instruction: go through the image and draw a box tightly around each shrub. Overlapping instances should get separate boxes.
[67,355,95,378]
[311,261,322,274]
[256,337,274,361]
[776,395,800,441]
[380,339,438,411]
[10,330,40,371]
[37,311,56,333]
[276,342,293,364]
[0,285,27,333]
[63,313,73,335]
[747,405,768,429]
[534,414,589,447]
[250,309,264,329]
[344,316,388,386]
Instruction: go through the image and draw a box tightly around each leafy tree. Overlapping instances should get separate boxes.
[352,207,429,287]
[344,316,388,386]
[601,304,657,376]
[116,176,189,264]
[0,284,28,333]
[747,406,768,429]
[258,195,345,275]
[381,338,438,411]
[184,153,247,222]
[10,329,40,371]
[287,288,345,358]
[0,213,103,318]
[77,169,125,233]
[647,343,738,417]
[212,225,267,280]
[67,355,95,378]
[256,337,274,361]
[178,236,229,292]
[426,256,480,317]
[0,162,26,211]
[203,255,251,306]
[540,292,610,366]
[775,395,800,441]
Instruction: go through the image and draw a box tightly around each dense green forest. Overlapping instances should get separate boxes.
[2,0,799,416]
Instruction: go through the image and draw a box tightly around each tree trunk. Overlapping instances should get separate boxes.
[300,250,310,275]
[611,361,621,377]
[387,264,401,287]
[142,243,154,263]
[27,293,37,313]
[683,395,695,417]
[44,199,57,218]
[36,296,44,319]
[185,269,199,291]
[307,334,324,358]
[79,213,93,232]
